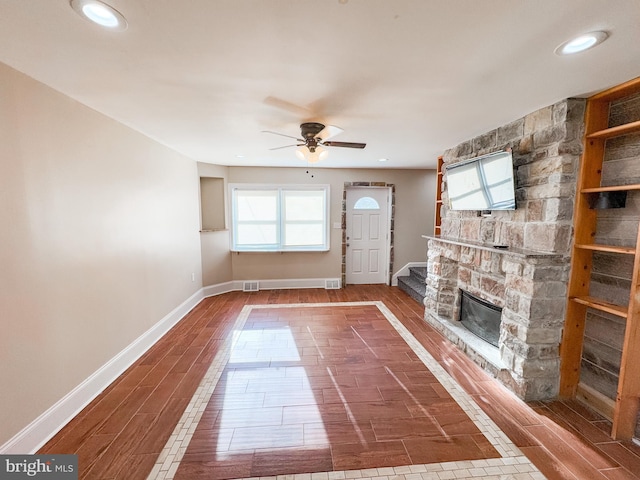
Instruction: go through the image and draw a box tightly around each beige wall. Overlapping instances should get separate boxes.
[0,62,202,446]
[226,167,436,281]
[0,61,436,447]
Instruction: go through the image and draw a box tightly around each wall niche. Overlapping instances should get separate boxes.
[200,177,225,231]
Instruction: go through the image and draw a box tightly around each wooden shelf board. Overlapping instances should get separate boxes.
[581,184,640,193]
[587,120,640,140]
[571,296,628,318]
[576,382,615,421]
[574,243,636,255]
[590,76,640,102]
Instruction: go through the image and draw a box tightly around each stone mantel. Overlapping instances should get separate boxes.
[422,235,568,261]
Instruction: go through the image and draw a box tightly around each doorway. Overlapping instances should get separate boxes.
[344,185,393,285]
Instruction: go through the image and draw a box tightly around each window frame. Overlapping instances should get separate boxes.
[229,184,330,252]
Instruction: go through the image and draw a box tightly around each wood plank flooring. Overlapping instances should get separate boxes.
[38,286,640,480]
[174,303,505,479]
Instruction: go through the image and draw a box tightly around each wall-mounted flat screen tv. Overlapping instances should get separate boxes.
[446,150,516,210]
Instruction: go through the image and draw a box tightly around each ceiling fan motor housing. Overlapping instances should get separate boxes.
[300,122,325,139]
[263,122,364,154]
[300,122,325,152]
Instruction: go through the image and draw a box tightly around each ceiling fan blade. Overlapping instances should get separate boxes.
[317,125,344,141]
[323,141,366,149]
[262,130,303,141]
[263,96,313,118]
[269,144,303,151]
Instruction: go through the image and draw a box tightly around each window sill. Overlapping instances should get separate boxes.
[230,248,330,254]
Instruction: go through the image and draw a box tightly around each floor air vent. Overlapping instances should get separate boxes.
[243,281,259,292]
[325,279,341,290]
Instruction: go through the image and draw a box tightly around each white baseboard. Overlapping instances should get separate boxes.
[391,262,427,286]
[1,276,342,454]
[201,281,240,297]
[202,277,340,296]
[255,278,338,290]
[0,289,204,454]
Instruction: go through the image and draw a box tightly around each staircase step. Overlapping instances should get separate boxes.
[397,274,426,304]
[409,266,428,282]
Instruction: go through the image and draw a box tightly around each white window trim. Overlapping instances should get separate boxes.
[229,183,331,252]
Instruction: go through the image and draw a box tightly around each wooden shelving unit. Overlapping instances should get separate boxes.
[560,76,640,440]
[434,156,443,235]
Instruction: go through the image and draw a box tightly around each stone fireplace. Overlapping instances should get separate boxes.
[424,98,585,401]
[423,236,569,400]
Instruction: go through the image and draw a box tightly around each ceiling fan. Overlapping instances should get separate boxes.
[263,122,366,163]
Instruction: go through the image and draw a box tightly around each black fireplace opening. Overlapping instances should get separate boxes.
[459,290,502,347]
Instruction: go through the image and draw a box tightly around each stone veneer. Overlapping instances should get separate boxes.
[425,98,586,401]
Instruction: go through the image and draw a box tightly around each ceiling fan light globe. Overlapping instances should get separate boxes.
[306,147,328,164]
[295,146,309,161]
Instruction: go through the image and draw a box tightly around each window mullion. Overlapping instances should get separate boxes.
[278,188,284,249]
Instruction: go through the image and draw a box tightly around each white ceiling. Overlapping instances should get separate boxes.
[1,1,639,169]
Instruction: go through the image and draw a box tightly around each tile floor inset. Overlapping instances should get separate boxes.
[148,302,542,480]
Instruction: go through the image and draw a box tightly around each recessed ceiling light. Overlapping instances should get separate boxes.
[70,0,128,31]
[555,31,608,55]
[378,158,389,162]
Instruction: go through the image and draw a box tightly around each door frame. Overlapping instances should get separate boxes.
[342,182,395,287]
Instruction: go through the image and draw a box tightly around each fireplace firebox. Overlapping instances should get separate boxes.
[459,290,502,347]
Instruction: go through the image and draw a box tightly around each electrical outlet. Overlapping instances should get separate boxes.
[191,272,195,282]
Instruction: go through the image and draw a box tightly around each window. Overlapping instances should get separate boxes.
[230,185,329,251]
[353,196,380,210]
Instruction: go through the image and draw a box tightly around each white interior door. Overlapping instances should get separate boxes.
[345,187,390,285]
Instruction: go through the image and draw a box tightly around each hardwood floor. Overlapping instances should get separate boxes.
[174,303,503,479]
[39,286,640,480]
